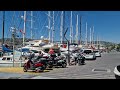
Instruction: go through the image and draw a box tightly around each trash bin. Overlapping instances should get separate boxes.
[114,65,120,79]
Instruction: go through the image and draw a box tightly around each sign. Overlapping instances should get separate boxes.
[14,50,21,61]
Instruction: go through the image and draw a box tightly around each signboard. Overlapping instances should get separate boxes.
[14,50,21,61]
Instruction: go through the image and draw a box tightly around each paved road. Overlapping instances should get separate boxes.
[0,52,120,79]
[32,52,120,79]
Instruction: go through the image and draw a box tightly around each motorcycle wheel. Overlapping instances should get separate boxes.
[23,67,27,72]
[35,69,40,73]
[48,65,53,68]
[62,63,67,68]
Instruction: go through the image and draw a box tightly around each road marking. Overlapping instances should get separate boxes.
[92,68,111,73]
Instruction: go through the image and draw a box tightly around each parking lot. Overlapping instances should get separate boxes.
[0,52,119,79]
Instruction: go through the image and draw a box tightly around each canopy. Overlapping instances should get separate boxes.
[2,45,13,52]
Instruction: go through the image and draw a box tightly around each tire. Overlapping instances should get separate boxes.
[23,67,27,72]
[35,69,40,73]
[48,65,53,68]
[115,74,120,79]
[62,63,67,68]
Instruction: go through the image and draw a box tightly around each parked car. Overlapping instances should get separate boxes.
[93,50,101,57]
[81,49,96,60]
[114,65,120,79]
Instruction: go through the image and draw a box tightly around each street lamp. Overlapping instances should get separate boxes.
[64,28,70,66]
[10,26,16,67]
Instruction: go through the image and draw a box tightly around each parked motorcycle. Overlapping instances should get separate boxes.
[23,57,46,72]
[77,54,86,65]
[49,54,67,68]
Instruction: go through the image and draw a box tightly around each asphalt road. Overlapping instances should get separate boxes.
[34,52,120,79]
[0,52,120,79]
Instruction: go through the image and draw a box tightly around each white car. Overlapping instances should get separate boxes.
[93,50,101,57]
[114,65,120,79]
[81,49,96,60]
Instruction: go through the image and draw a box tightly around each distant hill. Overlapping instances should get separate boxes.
[0,38,116,47]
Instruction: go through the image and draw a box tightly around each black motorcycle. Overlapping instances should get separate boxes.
[49,54,67,68]
[77,54,86,65]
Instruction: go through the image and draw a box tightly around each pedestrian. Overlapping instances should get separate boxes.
[28,51,35,64]
[48,48,56,60]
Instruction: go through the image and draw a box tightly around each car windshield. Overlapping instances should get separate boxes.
[93,51,99,53]
[31,50,38,53]
[83,50,92,54]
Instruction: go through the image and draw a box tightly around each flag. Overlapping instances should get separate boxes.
[20,30,25,34]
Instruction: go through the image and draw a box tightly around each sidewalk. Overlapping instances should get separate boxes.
[30,76,57,79]
[0,60,25,67]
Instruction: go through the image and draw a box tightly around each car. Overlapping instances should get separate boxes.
[81,49,96,60]
[93,50,101,57]
[114,65,120,79]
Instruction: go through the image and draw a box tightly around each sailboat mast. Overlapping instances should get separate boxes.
[52,11,54,43]
[60,11,63,44]
[92,26,94,46]
[70,11,72,44]
[23,11,26,47]
[79,16,82,45]
[97,36,99,49]
[72,25,73,43]
[76,15,78,44]
[48,11,51,43]
[31,11,33,40]
[85,22,87,46]
[2,11,5,45]
[90,27,91,46]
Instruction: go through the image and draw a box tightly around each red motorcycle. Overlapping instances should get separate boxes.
[23,59,46,72]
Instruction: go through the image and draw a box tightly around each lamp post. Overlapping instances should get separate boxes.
[11,27,16,67]
[64,28,70,66]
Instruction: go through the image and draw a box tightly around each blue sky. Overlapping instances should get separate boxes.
[0,11,120,43]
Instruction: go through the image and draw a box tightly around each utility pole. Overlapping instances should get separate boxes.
[23,11,26,47]
[85,22,87,46]
[2,11,5,46]
[79,16,82,45]
[60,11,63,44]
[64,28,70,65]
[31,11,33,40]
[11,26,16,67]
[52,11,54,43]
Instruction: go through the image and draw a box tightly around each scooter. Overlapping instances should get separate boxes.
[49,54,67,68]
[23,59,46,72]
[77,54,86,65]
